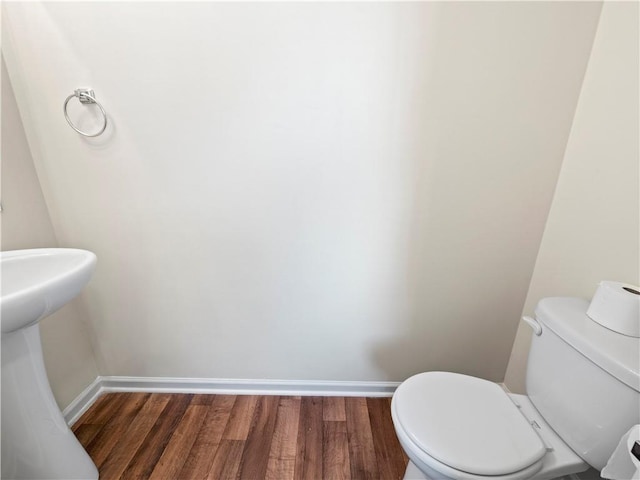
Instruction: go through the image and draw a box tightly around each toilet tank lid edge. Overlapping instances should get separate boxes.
[535,297,640,392]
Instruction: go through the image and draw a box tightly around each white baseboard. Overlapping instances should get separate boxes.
[63,376,400,426]
[62,377,104,426]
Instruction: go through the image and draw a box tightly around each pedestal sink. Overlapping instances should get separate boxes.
[1,248,99,479]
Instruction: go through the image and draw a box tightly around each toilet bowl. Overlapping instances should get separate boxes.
[391,297,640,480]
[391,372,587,480]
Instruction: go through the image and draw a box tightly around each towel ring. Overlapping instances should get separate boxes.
[63,88,108,137]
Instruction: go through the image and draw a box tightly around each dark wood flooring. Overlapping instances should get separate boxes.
[72,393,409,480]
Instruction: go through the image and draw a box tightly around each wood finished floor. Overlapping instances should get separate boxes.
[72,393,409,480]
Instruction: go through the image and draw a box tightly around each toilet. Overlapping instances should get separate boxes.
[391,297,640,480]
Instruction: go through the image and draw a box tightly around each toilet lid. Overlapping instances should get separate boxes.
[393,372,546,476]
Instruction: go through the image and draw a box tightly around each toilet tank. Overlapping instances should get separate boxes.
[526,297,640,471]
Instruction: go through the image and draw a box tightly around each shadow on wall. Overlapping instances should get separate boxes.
[370,1,602,383]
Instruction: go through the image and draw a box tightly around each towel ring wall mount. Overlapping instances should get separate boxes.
[63,88,108,137]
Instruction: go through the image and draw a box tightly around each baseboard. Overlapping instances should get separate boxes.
[63,376,400,426]
[62,376,103,426]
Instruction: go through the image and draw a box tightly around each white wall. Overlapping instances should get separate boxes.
[3,2,602,383]
[504,1,639,393]
[1,58,99,409]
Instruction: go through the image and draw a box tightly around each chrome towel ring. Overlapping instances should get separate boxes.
[63,88,108,137]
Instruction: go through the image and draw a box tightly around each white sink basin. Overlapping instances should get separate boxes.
[1,248,96,334]
[1,248,99,480]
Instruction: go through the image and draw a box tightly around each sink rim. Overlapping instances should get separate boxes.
[1,248,97,334]
[1,248,96,300]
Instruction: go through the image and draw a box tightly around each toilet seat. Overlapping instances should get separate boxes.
[392,372,547,479]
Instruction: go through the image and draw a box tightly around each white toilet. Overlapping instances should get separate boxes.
[391,297,640,480]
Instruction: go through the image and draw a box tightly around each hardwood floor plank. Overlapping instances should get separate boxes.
[367,397,407,480]
[323,421,350,480]
[266,396,301,480]
[149,403,209,479]
[77,392,129,427]
[190,393,215,406]
[99,393,171,480]
[222,395,259,440]
[206,439,245,480]
[294,396,323,480]
[345,397,380,480]
[72,394,111,432]
[323,397,346,422]
[178,395,236,478]
[120,394,193,479]
[74,424,103,446]
[237,395,280,479]
[85,393,151,468]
